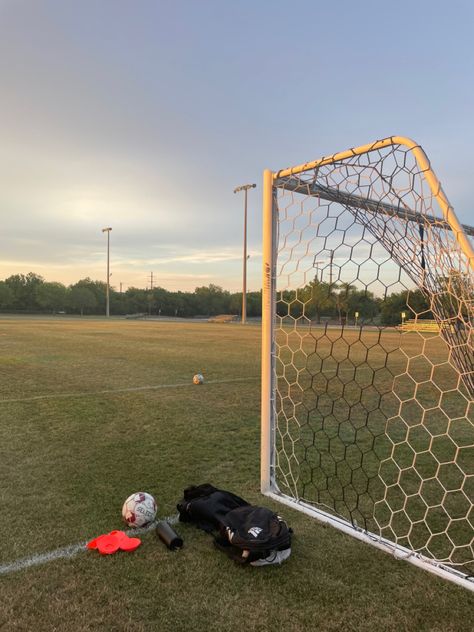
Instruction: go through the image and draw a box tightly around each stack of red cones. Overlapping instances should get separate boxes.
[87,530,141,555]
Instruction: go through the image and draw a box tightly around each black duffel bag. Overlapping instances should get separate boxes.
[177,484,292,566]
[217,505,292,566]
[177,483,249,532]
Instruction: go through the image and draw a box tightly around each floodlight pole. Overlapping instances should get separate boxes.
[102,227,112,317]
[234,183,256,324]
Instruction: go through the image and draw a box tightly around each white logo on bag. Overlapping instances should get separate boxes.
[248,527,263,538]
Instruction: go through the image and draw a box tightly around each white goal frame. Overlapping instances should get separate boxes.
[260,136,474,592]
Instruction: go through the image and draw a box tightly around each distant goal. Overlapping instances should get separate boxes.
[260,136,474,591]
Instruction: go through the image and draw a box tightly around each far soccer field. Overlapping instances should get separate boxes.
[0,317,472,631]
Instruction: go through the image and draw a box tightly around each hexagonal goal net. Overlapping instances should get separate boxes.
[260,137,474,590]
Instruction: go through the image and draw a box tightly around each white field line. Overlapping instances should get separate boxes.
[0,515,179,577]
[0,365,397,406]
[0,376,260,405]
[0,364,400,406]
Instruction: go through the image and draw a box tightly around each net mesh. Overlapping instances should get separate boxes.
[272,141,473,574]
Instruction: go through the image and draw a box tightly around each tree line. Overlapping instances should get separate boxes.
[0,272,431,324]
[0,273,261,318]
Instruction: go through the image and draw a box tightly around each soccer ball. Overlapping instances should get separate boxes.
[122,492,157,527]
[193,373,204,385]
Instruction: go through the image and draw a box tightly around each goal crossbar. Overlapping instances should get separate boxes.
[275,176,474,237]
[274,135,474,270]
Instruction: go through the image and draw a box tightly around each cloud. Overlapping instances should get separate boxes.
[143,249,245,265]
[0,1,472,296]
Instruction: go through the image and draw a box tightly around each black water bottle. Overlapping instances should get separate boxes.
[156,521,184,550]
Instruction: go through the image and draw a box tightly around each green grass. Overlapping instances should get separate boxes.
[275,326,473,569]
[0,317,472,631]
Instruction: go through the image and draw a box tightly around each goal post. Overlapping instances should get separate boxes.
[261,136,474,591]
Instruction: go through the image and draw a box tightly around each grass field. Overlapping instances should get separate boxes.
[0,317,473,631]
[274,326,473,569]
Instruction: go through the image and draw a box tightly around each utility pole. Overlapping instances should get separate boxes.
[329,250,334,287]
[120,282,123,294]
[102,227,112,317]
[313,259,325,282]
[148,272,154,290]
[233,183,256,324]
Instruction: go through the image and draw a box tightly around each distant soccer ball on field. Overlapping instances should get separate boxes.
[193,373,204,385]
[122,492,157,527]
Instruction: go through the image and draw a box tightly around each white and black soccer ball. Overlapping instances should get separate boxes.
[193,373,204,385]
[122,492,157,527]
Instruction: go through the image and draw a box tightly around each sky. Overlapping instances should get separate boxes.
[0,0,473,292]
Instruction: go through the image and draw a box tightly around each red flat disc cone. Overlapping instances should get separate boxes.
[119,537,141,552]
[108,530,127,543]
[97,534,120,555]
[87,534,109,550]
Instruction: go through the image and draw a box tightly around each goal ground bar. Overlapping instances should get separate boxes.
[264,490,474,593]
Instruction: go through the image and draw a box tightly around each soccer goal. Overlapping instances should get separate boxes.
[260,136,474,591]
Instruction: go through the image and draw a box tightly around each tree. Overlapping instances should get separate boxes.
[0,281,13,309]
[74,278,107,313]
[305,278,333,323]
[5,272,44,311]
[434,271,472,323]
[333,283,355,324]
[109,289,127,315]
[194,284,230,316]
[229,292,242,317]
[68,286,97,316]
[347,289,379,323]
[380,289,431,325]
[153,288,169,315]
[246,291,262,317]
[36,282,67,313]
[124,287,148,314]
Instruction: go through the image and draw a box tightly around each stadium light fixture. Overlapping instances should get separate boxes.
[102,227,112,317]
[233,183,256,324]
